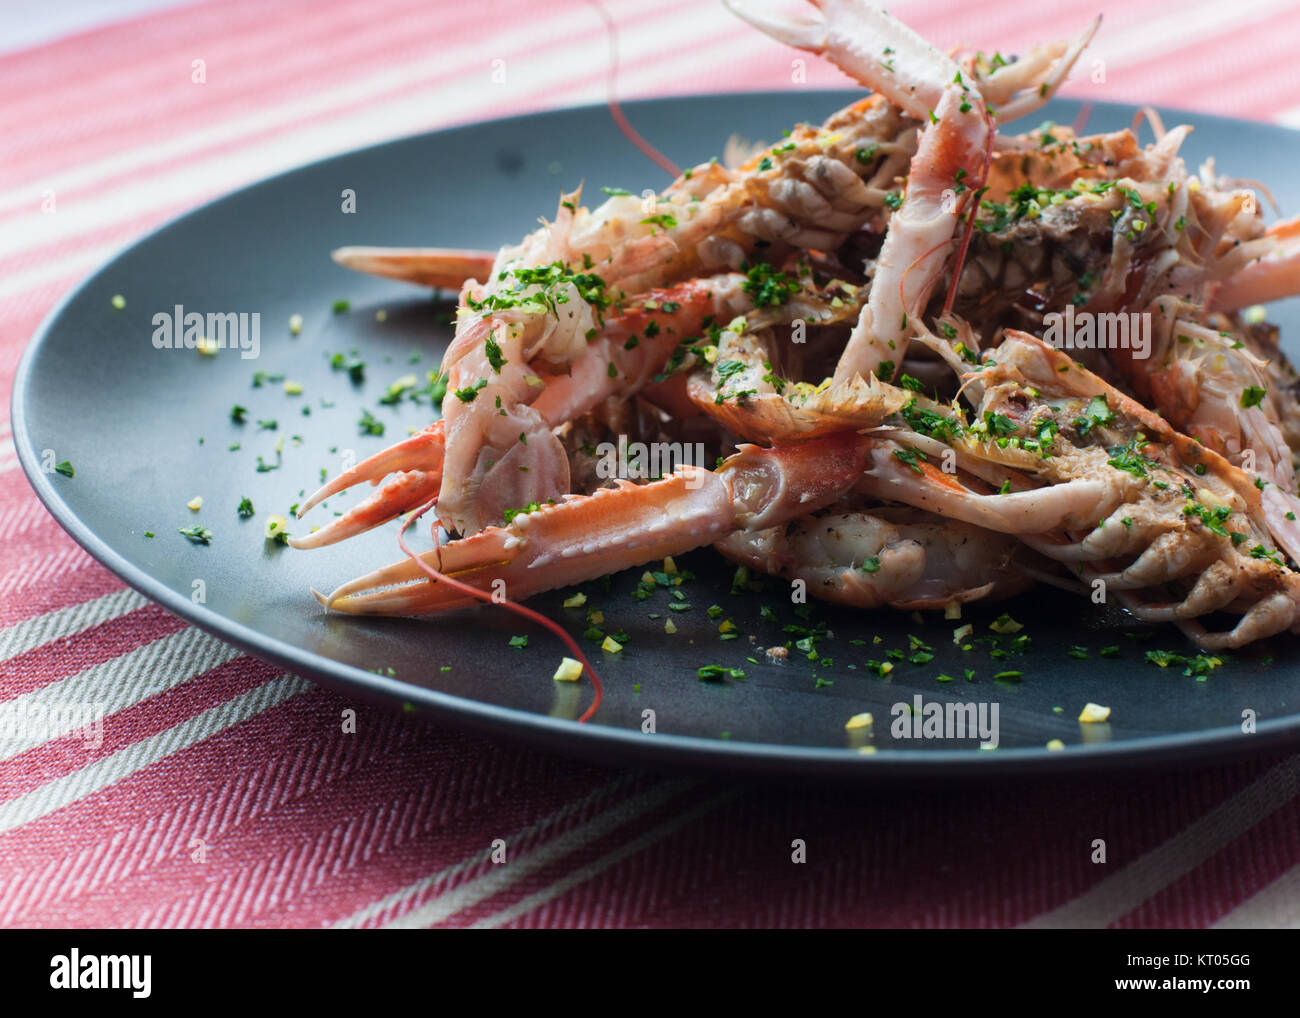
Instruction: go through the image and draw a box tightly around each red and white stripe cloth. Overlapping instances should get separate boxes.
[3,0,1300,928]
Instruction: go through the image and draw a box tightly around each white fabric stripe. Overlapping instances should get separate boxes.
[0,627,241,761]
[0,673,307,836]
[383,778,697,928]
[0,0,204,58]
[1021,752,1300,928]
[333,772,642,929]
[1212,861,1300,928]
[0,587,148,663]
[473,787,740,928]
[0,243,113,301]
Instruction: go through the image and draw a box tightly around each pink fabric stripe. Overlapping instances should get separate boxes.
[0,200,195,281]
[0,0,1281,300]
[0,506,104,598]
[128,763,644,929]
[447,779,720,927]
[0,604,185,703]
[0,547,114,629]
[0,0,449,142]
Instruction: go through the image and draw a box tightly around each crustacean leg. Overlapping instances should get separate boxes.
[314,430,874,615]
[1210,214,1300,312]
[331,247,497,289]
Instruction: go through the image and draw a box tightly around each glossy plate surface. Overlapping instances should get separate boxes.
[13,92,1300,776]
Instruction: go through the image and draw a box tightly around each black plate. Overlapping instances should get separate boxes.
[13,92,1300,777]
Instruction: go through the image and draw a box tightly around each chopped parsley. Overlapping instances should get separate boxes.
[484,333,506,373]
[893,447,926,473]
[741,261,798,307]
[1241,386,1266,409]
[470,262,611,318]
[453,378,488,403]
[698,665,745,682]
[330,352,366,383]
[357,409,385,437]
[1072,395,1114,436]
[1106,436,1151,479]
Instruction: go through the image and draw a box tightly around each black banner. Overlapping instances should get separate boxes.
[0,928,1291,1005]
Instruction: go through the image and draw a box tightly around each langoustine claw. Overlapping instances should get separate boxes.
[315,430,874,615]
[331,247,497,290]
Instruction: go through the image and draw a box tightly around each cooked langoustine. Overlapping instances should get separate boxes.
[944,120,1285,338]
[727,0,1097,384]
[853,332,1300,649]
[319,84,917,540]
[925,114,1300,560]
[293,1,1300,657]
[291,263,877,548]
[310,2,1093,543]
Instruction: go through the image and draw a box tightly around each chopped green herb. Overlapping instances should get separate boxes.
[1241,386,1267,409]
[741,261,798,307]
[698,665,745,682]
[453,378,488,403]
[357,409,385,437]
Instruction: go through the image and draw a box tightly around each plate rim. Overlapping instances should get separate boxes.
[12,90,1300,778]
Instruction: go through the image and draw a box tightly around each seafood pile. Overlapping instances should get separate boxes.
[294,1,1300,655]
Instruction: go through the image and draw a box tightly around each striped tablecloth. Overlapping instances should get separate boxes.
[4,0,1300,929]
